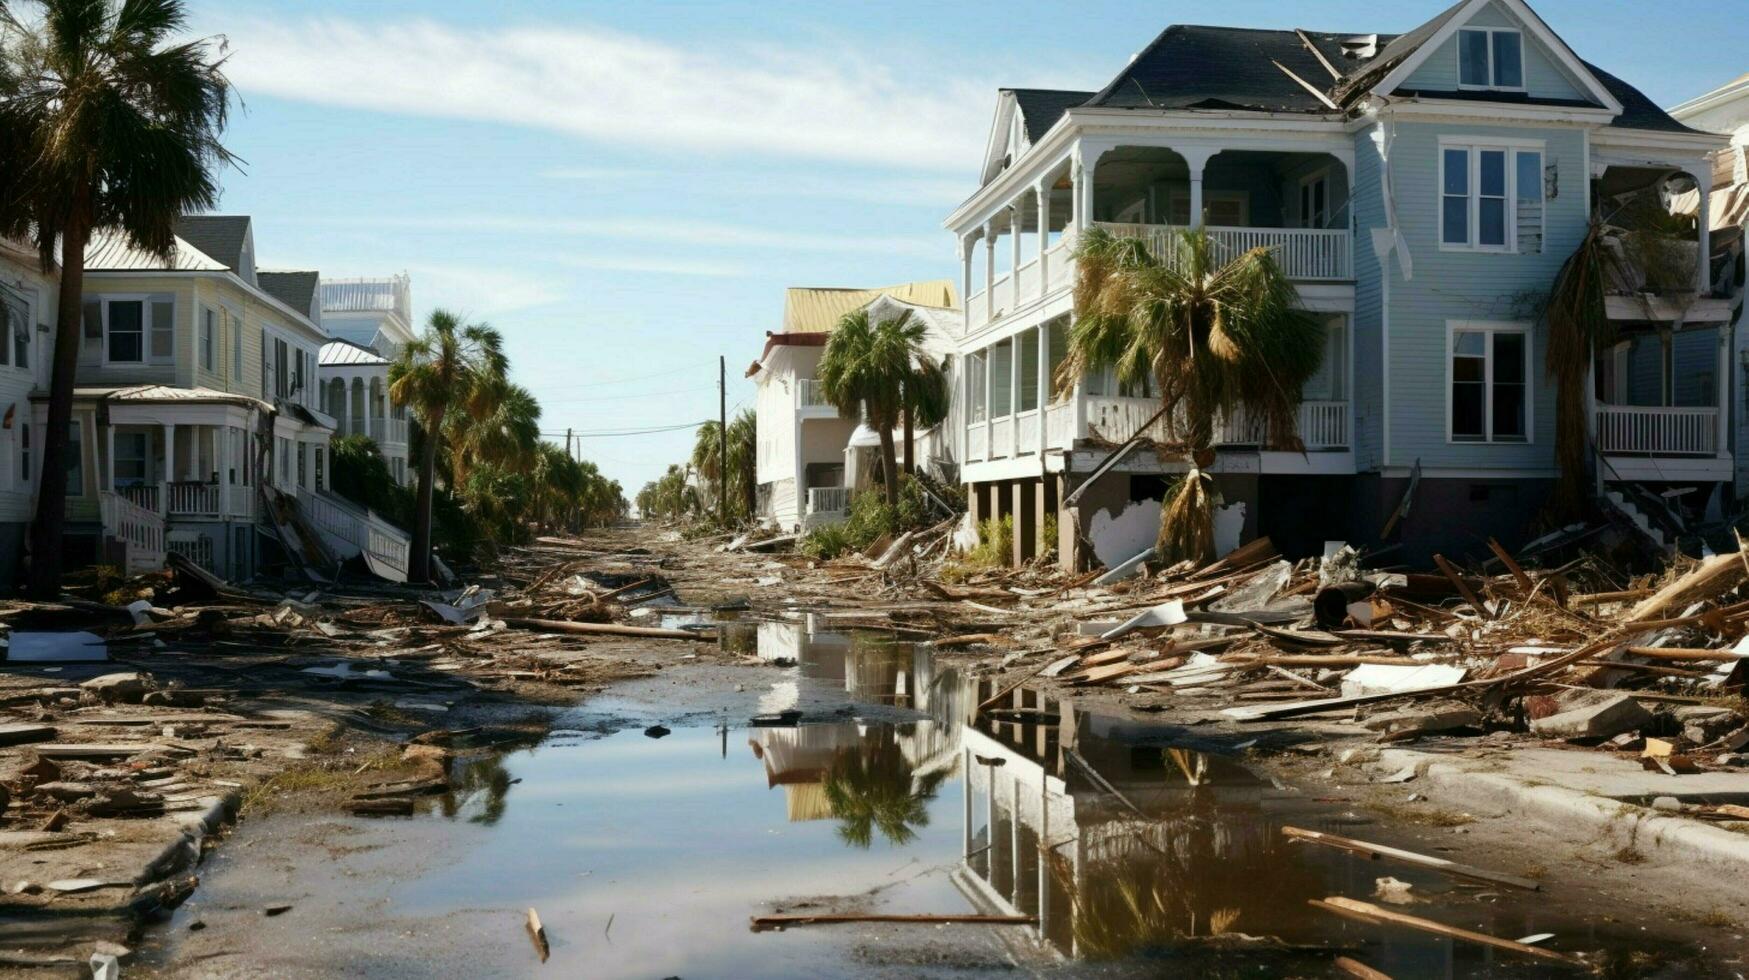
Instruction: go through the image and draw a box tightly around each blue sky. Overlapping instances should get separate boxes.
[185,0,1746,494]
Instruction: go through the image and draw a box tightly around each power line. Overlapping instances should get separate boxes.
[554,359,722,388]
[539,420,709,438]
[539,384,719,405]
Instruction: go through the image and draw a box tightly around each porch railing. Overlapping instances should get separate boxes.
[99,491,165,574]
[1015,410,1040,456]
[989,417,1013,459]
[1095,222,1352,281]
[166,481,221,517]
[1083,396,1351,450]
[807,485,852,516]
[1594,404,1717,456]
[967,423,988,461]
[167,533,215,571]
[117,484,160,514]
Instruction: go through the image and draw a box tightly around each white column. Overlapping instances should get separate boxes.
[959,237,973,335]
[1182,147,1219,230]
[961,747,973,859]
[1696,170,1713,293]
[218,425,231,518]
[1009,335,1020,456]
[1036,181,1052,298]
[1009,203,1022,311]
[982,347,992,454]
[982,220,996,325]
[161,423,174,516]
[105,424,116,492]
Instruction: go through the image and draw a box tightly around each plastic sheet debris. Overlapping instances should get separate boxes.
[4,632,109,663]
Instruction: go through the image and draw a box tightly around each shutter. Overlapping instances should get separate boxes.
[82,300,102,341]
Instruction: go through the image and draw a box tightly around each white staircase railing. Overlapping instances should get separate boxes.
[297,488,411,582]
[100,491,166,574]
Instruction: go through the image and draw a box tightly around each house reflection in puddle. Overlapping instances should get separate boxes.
[955,684,1327,963]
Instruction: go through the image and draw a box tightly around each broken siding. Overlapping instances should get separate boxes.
[1399,1,1588,103]
[1350,124,1386,471]
[1383,121,1584,471]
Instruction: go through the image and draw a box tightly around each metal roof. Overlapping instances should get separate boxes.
[320,339,390,367]
[780,280,958,334]
[45,384,270,410]
[84,232,228,272]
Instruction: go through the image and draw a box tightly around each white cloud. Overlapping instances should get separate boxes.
[399,263,565,318]
[555,255,745,278]
[217,14,992,172]
[540,167,972,207]
[276,213,945,260]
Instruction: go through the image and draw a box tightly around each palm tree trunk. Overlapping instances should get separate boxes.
[877,425,900,508]
[902,402,914,476]
[410,405,446,582]
[26,212,90,599]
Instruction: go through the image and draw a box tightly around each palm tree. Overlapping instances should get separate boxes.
[447,376,540,491]
[691,418,726,518]
[901,354,950,475]
[818,309,936,507]
[726,408,757,518]
[388,310,507,581]
[1056,227,1325,563]
[0,0,235,598]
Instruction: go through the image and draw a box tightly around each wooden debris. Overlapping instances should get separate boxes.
[1309,897,1584,966]
[750,913,1034,931]
[1281,826,1540,891]
[526,907,550,962]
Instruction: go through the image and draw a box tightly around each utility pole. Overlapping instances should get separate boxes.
[718,355,727,524]
[565,427,573,461]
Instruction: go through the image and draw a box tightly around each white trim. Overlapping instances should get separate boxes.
[1437,140,1543,253]
[1445,319,1533,444]
[1455,27,1526,93]
[1380,465,1558,479]
[98,294,177,367]
[1364,99,1614,128]
[1372,0,1622,114]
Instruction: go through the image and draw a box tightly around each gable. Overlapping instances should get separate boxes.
[1398,0,1585,101]
[1370,0,1620,114]
[980,92,1024,186]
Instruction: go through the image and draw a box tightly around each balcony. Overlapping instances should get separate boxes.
[1595,405,1717,456]
[1096,223,1352,281]
[964,395,1350,465]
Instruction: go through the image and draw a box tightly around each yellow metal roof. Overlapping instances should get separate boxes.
[780,279,958,334]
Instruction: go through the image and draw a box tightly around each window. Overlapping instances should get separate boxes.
[100,297,174,364]
[0,286,25,368]
[1449,323,1529,443]
[1299,172,1329,229]
[1458,28,1523,90]
[967,352,986,422]
[1168,191,1248,227]
[65,421,81,496]
[1441,143,1543,252]
[114,432,148,487]
[201,308,216,371]
[296,442,307,488]
[19,422,29,485]
[106,300,145,362]
[988,339,1013,417]
[314,447,325,490]
[1018,330,1041,412]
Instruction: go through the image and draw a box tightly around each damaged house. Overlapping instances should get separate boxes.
[26,216,414,582]
[942,0,1729,569]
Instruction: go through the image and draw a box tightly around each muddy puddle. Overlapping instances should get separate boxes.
[136,622,1720,977]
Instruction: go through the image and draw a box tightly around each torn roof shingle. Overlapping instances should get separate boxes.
[1003,10,1695,136]
[257,271,320,318]
[171,215,251,270]
[1005,89,1097,142]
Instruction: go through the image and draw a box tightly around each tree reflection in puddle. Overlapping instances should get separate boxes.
[821,725,949,848]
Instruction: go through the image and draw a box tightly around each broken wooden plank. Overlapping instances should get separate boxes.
[1281,826,1539,891]
[1333,956,1394,980]
[1432,554,1492,619]
[526,907,550,962]
[1486,537,1534,594]
[32,743,163,759]
[1309,897,1583,966]
[750,913,1034,931]
[502,618,715,641]
[1627,553,1745,623]
[0,724,56,747]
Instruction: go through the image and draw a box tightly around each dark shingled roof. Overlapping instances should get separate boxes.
[257,271,320,319]
[1015,13,1696,135]
[172,215,250,270]
[1085,25,1380,114]
[1005,89,1096,142]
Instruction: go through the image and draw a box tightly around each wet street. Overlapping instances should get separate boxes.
[130,617,1727,978]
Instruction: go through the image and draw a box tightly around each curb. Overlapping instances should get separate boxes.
[1374,749,1749,870]
[135,791,242,886]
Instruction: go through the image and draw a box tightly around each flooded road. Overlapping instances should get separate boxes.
[135,621,1722,977]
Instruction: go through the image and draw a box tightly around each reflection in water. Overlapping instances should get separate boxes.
[368,622,1706,977]
[822,726,949,848]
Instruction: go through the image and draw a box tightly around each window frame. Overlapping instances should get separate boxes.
[229,306,244,382]
[1445,320,1533,444]
[1437,138,1544,253]
[0,284,28,370]
[1456,27,1526,92]
[99,294,175,366]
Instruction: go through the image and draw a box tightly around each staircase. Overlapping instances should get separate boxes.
[99,491,166,575]
[1604,490,1672,554]
[297,489,412,583]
